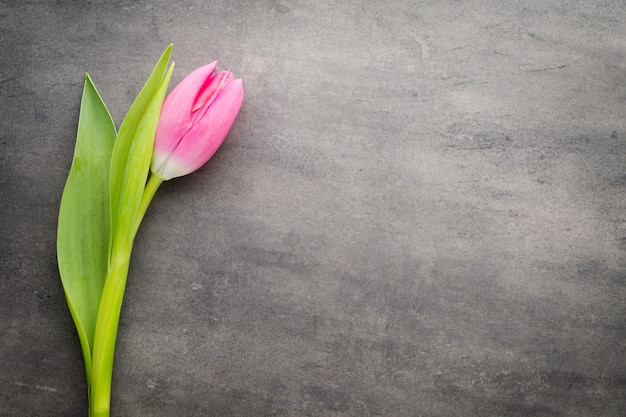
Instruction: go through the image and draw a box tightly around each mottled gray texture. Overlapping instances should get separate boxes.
[1,1,625,416]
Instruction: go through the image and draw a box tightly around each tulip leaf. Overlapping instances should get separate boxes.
[89,49,174,416]
[57,74,117,383]
[109,45,173,254]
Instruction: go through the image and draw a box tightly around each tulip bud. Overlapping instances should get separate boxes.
[151,61,244,180]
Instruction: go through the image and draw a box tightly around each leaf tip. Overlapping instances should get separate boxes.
[161,44,174,63]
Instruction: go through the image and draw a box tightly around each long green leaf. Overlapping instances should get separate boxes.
[90,50,174,417]
[109,45,172,255]
[57,74,117,383]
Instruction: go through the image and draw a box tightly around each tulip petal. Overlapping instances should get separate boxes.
[163,78,244,179]
[153,62,217,162]
[192,68,227,113]
[192,70,233,124]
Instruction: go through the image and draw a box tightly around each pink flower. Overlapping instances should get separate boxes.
[151,61,244,180]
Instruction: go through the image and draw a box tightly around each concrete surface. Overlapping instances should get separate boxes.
[1,1,625,416]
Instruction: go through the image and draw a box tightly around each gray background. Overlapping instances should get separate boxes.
[1,1,625,416]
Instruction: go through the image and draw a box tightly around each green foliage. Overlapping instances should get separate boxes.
[58,46,174,416]
[57,74,116,383]
[109,45,173,256]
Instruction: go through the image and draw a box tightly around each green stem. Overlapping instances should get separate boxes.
[89,173,164,417]
[89,256,129,417]
[135,173,164,236]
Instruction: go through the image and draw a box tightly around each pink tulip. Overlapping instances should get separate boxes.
[151,61,244,180]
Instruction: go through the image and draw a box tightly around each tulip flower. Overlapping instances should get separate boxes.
[151,61,244,181]
[58,45,245,417]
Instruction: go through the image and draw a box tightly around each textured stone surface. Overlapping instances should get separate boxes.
[1,1,625,416]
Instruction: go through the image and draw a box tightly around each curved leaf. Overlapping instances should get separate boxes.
[57,74,116,383]
[109,45,173,254]
[90,48,174,417]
